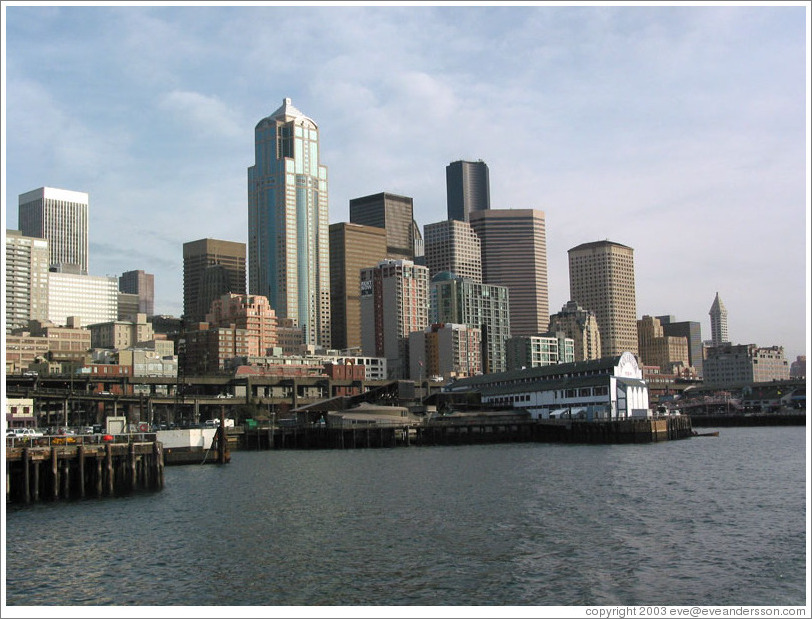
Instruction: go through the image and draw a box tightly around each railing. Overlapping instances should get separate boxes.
[5,432,158,448]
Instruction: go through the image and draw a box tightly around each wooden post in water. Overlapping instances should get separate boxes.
[78,446,86,499]
[61,458,70,499]
[23,447,31,504]
[51,447,59,501]
[128,442,137,490]
[96,457,103,497]
[105,443,114,496]
[33,461,40,502]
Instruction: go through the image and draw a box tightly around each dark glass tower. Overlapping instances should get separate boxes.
[446,160,490,222]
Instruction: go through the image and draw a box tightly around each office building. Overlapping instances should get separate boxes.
[329,222,388,351]
[248,97,331,348]
[430,271,511,374]
[709,292,729,347]
[18,187,89,272]
[446,160,490,222]
[47,267,118,328]
[568,240,638,357]
[469,209,549,336]
[656,315,704,378]
[703,344,789,387]
[350,192,415,261]
[409,323,482,381]
[548,301,602,362]
[182,238,246,325]
[5,230,49,332]
[423,219,482,282]
[119,270,155,316]
[206,293,278,357]
[360,260,429,379]
[89,314,154,349]
[789,355,806,379]
[637,315,690,374]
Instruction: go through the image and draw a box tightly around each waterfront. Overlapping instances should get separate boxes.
[4,425,808,608]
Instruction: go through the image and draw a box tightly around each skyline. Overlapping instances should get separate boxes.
[2,3,809,362]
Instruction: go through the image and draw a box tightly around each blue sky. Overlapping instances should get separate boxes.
[2,3,809,362]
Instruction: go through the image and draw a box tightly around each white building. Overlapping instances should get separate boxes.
[18,187,89,273]
[445,352,650,420]
[47,268,118,327]
[5,230,50,332]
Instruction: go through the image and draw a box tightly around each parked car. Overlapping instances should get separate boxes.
[6,428,44,440]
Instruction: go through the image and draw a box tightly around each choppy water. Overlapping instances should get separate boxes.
[4,426,808,607]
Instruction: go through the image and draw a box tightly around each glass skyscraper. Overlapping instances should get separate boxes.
[248,98,331,348]
[446,160,490,222]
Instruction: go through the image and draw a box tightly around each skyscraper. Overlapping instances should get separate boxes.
[423,219,482,282]
[548,300,602,362]
[18,187,89,273]
[446,160,490,222]
[360,259,429,379]
[709,292,728,347]
[657,315,703,377]
[183,238,246,325]
[119,270,155,316]
[469,209,549,337]
[248,97,331,348]
[568,240,638,357]
[5,230,49,332]
[349,192,415,261]
[329,222,388,351]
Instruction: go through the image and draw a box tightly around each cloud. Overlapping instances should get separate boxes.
[158,90,243,140]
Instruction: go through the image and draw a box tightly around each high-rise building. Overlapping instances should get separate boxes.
[182,238,246,325]
[446,160,490,222]
[656,315,704,378]
[360,259,429,379]
[329,222,388,351]
[350,192,415,261]
[5,230,49,332]
[709,292,729,347]
[469,209,549,336]
[430,271,511,374]
[47,267,118,328]
[568,240,638,358]
[18,187,89,273]
[206,293,278,357]
[548,300,602,362]
[423,219,482,282]
[505,333,575,371]
[409,323,482,381]
[248,97,331,348]
[119,270,155,316]
[789,355,806,379]
[637,315,690,374]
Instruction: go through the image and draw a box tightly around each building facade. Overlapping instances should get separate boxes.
[409,322,482,381]
[328,222,388,351]
[360,259,430,379]
[709,292,729,347]
[568,240,638,357]
[89,314,154,350]
[789,355,806,379]
[5,333,50,374]
[18,187,89,273]
[47,268,118,328]
[469,208,549,337]
[349,192,416,261]
[423,219,482,282]
[182,238,246,325]
[429,271,511,374]
[703,344,790,387]
[206,293,278,357]
[548,300,602,362]
[248,97,331,348]
[119,270,155,316]
[445,352,650,420]
[505,333,575,371]
[27,318,91,366]
[637,315,690,374]
[656,315,704,378]
[5,230,49,333]
[446,159,490,222]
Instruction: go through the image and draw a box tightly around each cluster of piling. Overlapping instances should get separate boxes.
[6,441,164,505]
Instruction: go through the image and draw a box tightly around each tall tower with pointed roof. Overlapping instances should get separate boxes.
[248,97,331,348]
[709,292,728,347]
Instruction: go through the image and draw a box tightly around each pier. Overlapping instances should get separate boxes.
[5,437,164,505]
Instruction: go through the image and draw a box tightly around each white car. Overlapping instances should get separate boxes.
[6,428,44,440]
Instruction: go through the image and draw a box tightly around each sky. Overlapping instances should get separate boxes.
[2,2,809,363]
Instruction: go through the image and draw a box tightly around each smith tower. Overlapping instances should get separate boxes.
[248,98,331,347]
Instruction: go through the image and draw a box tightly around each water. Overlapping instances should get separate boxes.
[4,426,808,607]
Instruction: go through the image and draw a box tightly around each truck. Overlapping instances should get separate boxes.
[105,416,127,435]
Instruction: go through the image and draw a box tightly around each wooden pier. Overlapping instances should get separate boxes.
[5,440,164,505]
